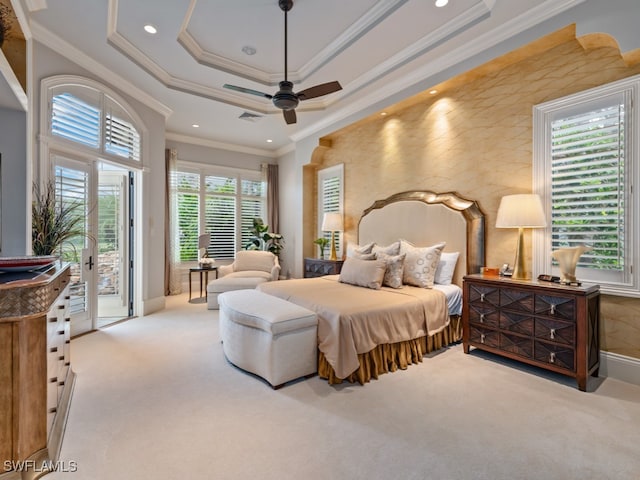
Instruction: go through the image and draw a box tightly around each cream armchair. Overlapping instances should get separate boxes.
[207,251,280,309]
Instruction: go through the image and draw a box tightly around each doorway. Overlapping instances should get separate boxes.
[53,155,135,336]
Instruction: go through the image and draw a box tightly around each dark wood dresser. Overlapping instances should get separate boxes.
[0,262,75,478]
[303,258,344,278]
[462,274,600,391]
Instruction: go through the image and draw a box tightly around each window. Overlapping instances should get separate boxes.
[317,164,344,257]
[49,84,141,163]
[533,75,640,296]
[172,165,265,262]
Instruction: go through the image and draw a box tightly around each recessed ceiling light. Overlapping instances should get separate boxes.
[242,45,257,56]
[380,112,388,116]
[429,90,438,95]
[266,139,273,143]
[435,0,448,7]
[192,124,199,128]
[144,24,157,34]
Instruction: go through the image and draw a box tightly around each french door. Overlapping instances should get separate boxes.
[53,156,95,336]
[52,154,135,336]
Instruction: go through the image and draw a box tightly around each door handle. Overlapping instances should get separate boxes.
[85,255,94,270]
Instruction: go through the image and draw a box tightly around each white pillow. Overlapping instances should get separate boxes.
[346,242,375,258]
[339,257,386,290]
[435,252,460,285]
[400,240,446,288]
[372,241,401,256]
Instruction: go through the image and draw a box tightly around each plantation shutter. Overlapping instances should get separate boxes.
[240,178,266,249]
[550,92,628,271]
[173,171,200,261]
[105,107,141,161]
[205,175,237,259]
[317,165,344,257]
[51,92,100,148]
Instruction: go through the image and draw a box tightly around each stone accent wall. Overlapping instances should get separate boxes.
[311,25,640,360]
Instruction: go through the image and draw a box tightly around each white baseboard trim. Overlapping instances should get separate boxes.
[600,351,640,387]
[142,296,166,316]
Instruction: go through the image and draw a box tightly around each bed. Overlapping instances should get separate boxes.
[258,190,485,384]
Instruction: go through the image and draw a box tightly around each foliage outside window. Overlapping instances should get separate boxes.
[172,165,266,262]
[533,75,640,296]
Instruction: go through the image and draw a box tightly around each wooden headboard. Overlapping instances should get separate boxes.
[357,191,485,286]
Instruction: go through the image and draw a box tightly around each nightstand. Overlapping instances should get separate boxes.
[462,274,600,391]
[304,258,344,278]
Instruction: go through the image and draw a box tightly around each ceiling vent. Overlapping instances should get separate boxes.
[238,111,263,122]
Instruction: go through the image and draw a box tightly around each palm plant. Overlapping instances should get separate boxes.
[32,182,88,256]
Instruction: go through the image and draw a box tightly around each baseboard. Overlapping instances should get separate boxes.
[600,351,640,387]
[142,295,166,315]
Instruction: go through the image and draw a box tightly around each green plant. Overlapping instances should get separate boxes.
[314,237,329,258]
[32,182,90,257]
[244,217,284,256]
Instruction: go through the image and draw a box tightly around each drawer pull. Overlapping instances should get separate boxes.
[550,304,556,315]
[480,314,485,323]
[480,334,486,344]
[50,347,58,353]
[480,293,485,302]
[549,352,556,364]
[550,328,556,340]
[49,376,58,384]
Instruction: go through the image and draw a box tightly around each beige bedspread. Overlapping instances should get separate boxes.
[257,275,449,379]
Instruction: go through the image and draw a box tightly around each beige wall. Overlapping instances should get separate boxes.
[310,26,640,360]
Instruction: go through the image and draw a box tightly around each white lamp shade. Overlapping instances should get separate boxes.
[496,194,547,228]
[198,233,211,249]
[321,212,343,232]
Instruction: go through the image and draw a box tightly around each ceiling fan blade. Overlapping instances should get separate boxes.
[283,109,297,125]
[297,81,342,101]
[223,84,273,99]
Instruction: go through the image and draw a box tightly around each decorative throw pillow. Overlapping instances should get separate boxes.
[372,241,401,256]
[339,257,386,290]
[435,252,460,285]
[400,240,446,288]
[346,242,375,258]
[375,252,406,289]
[351,252,377,260]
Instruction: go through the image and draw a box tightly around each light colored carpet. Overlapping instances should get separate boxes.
[48,293,640,480]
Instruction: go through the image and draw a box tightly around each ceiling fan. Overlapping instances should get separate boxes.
[223,0,342,125]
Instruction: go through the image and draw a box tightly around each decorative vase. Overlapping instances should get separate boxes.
[551,245,592,284]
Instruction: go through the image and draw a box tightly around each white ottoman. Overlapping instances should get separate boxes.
[207,276,268,309]
[218,290,318,389]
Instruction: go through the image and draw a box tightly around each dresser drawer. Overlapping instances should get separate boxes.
[467,284,499,307]
[534,294,575,321]
[499,331,533,358]
[499,311,534,335]
[468,324,499,349]
[534,318,575,346]
[534,341,575,371]
[500,288,534,312]
[468,304,500,328]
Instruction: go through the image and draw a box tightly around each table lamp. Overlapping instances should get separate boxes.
[321,213,343,261]
[496,194,546,280]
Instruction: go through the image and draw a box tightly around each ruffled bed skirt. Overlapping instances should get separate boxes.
[318,315,463,385]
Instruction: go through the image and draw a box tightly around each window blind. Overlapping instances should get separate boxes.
[51,93,100,148]
[105,114,141,161]
[550,94,626,271]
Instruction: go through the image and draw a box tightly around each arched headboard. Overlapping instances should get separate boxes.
[357,191,485,286]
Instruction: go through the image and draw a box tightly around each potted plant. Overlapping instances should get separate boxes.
[245,217,284,256]
[314,237,329,259]
[32,182,89,256]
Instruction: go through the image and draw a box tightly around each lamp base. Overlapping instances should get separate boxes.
[329,231,337,261]
[511,227,529,280]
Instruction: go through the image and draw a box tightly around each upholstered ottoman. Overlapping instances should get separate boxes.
[207,276,268,309]
[218,290,318,389]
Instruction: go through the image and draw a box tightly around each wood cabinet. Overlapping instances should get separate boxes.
[462,274,600,391]
[304,258,344,278]
[0,263,75,478]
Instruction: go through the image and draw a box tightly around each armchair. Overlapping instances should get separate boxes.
[207,250,280,309]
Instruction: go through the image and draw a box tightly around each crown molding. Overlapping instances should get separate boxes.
[165,132,279,158]
[291,0,588,143]
[30,21,173,119]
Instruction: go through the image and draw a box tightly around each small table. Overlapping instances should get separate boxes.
[189,266,218,301]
